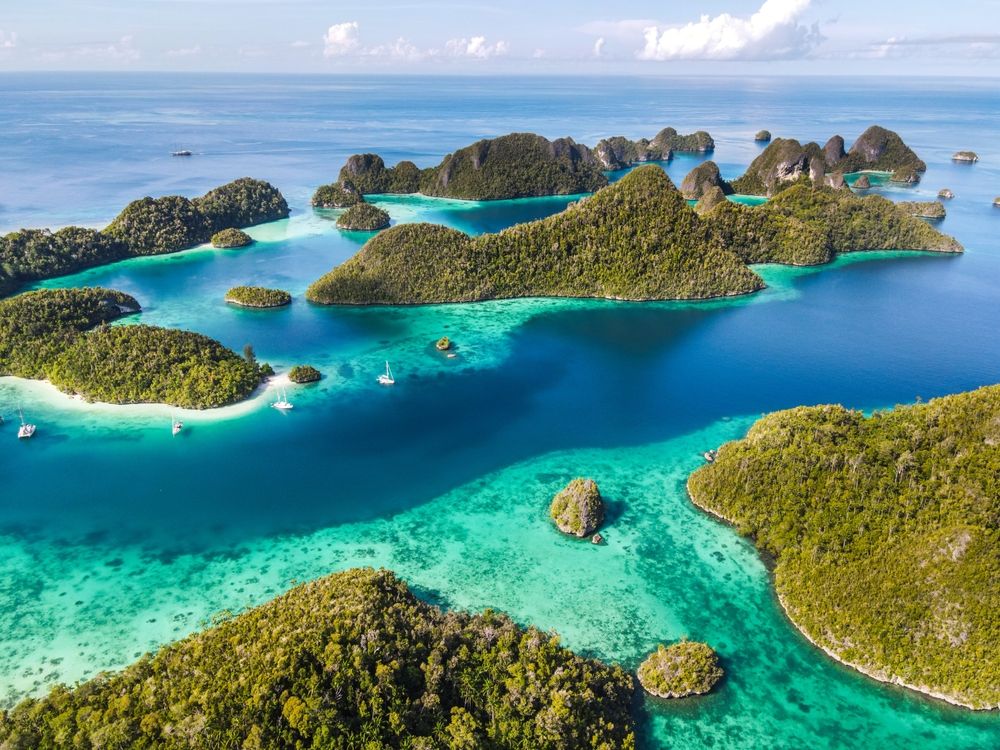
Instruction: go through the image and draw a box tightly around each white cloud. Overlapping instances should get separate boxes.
[291,40,311,48]
[367,37,425,61]
[0,30,17,49]
[446,36,509,59]
[533,48,547,58]
[639,0,821,61]
[166,45,201,58]
[323,21,360,57]
[594,37,606,57]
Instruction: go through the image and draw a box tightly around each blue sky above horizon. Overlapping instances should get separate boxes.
[1,0,999,75]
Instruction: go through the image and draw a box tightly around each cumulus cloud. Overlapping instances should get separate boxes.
[0,30,17,49]
[445,36,509,59]
[639,0,821,61]
[594,37,606,57]
[367,37,425,61]
[323,21,360,57]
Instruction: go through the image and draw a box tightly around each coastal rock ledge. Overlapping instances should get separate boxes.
[549,478,604,537]
[637,641,724,699]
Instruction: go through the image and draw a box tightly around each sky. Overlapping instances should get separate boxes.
[1,0,999,75]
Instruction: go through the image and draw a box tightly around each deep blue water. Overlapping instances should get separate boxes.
[0,74,999,747]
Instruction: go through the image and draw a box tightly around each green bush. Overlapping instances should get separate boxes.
[224,286,291,308]
[688,385,1000,709]
[0,568,637,749]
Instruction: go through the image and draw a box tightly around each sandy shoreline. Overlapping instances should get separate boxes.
[684,476,994,712]
[1,373,293,423]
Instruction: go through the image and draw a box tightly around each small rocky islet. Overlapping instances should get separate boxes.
[224,286,292,308]
[288,364,321,383]
[336,202,391,231]
[637,641,725,699]
[952,151,979,163]
[549,478,605,537]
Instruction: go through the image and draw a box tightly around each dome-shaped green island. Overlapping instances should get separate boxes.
[312,180,363,209]
[938,188,955,200]
[550,478,604,537]
[637,641,724,699]
[436,336,451,351]
[211,228,253,248]
[337,203,391,231]
[288,364,321,383]
[224,286,291,308]
[754,129,772,143]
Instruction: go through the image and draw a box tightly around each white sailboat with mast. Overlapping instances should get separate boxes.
[271,388,293,411]
[377,361,395,386]
[17,407,36,440]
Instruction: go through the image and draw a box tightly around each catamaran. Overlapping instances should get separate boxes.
[172,416,183,436]
[17,408,36,440]
[271,389,294,411]
[377,361,395,386]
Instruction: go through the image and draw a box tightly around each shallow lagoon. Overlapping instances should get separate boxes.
[1,74,999,748]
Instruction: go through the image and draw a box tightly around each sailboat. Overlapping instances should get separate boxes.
[17,408,36,440]
[271,388,294,411]
[377,361,395,386]
[172,416,183,436]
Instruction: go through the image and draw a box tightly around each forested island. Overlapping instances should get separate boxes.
[0,568,638,749]
[306,165,961,305]
[0,178,288,297]
[225,286,292,308]
[0,288,266,408]
[637,642,724,699]
[688,385,1000,710]
[336,203,391,231]
[332,128,714,201]
[732,125,927,196]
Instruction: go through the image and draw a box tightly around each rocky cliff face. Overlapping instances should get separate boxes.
[732,126,926,195]
[592,127,715,169]
[680,161,734,201]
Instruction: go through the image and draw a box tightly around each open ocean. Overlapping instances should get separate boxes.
[0,74,999,748]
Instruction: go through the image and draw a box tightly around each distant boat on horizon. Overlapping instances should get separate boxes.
[171,150,193,157]
[377,361,395,386]
[17,407,36,440]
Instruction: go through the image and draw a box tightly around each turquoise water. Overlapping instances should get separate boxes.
[1,74,999,748]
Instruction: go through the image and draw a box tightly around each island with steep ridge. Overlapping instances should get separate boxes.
[333,128,715,201]
[732,126,927,196]
[688,385,1000,710]
[306,165,961,305]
